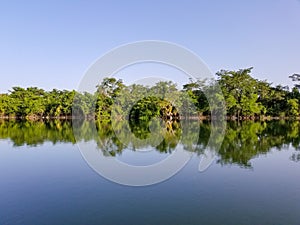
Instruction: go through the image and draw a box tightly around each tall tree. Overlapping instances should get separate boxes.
[217,68,264,117]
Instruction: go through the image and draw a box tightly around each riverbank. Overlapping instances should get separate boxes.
[1,115,300,121]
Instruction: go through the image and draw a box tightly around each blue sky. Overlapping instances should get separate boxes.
[1,0,300,92]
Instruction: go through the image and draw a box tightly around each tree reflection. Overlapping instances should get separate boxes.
[0,119,77,146]
[0,119,299,167]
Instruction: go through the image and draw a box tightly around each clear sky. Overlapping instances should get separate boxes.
[1,0,300,93]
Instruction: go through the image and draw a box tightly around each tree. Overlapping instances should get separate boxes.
[183,78,209,116]
[95,78,125,120]
[217,68,263,118]
[287,99,299,117]
[289,73,300,89]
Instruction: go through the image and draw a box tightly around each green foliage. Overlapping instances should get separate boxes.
[0,68,299,119]
[287,99,299,117]
[95,78,125,120]
[0,87,94,119]
[183,78,209,115]
[217,68,264,117]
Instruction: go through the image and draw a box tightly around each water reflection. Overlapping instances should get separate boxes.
[129,119,182,152]
[0,120,77,146]
[0,119,299,167]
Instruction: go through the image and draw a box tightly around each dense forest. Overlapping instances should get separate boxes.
[1,68,300,120]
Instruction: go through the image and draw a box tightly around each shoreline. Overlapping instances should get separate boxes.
[1,115,299,121]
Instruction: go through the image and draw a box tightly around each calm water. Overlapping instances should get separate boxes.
[0,120,300,225]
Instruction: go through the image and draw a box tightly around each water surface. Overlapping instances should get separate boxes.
[0,120,299,225]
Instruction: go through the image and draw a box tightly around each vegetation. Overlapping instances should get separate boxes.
[1,69,299,169]
[1,68,300,120]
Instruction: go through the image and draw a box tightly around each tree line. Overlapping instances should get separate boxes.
[0,68,300,119]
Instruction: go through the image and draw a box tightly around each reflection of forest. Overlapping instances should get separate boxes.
[0,119,299,167]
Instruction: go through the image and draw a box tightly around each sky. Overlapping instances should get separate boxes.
[0,0,300,93]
